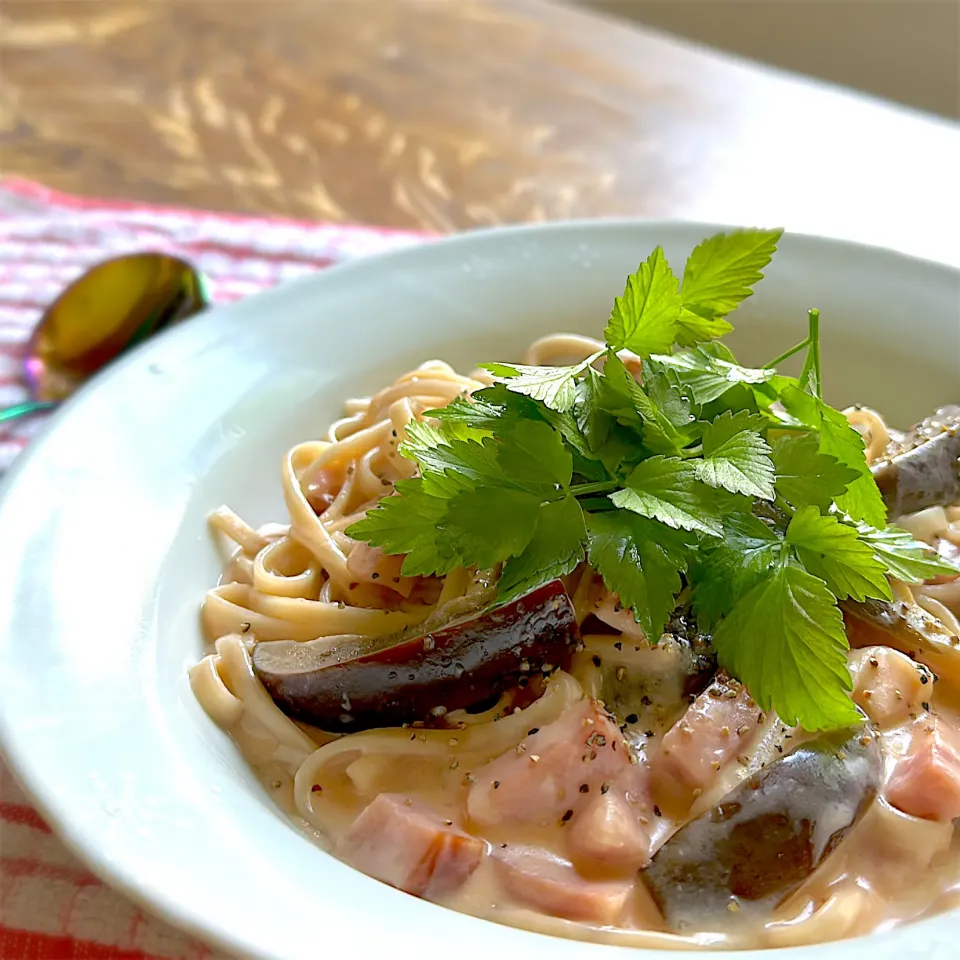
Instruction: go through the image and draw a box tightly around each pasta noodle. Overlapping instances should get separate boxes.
[191,340,960,949]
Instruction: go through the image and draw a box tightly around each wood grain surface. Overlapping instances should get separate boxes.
[1,0,958,263]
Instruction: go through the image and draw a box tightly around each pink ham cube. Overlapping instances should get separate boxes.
[887,718,960,822]
[338,793,485,898]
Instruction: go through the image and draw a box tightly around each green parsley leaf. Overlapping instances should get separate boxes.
[642,361,697,434]
[402,418,447,451]
[425,396,504,431]
[346,472,470,576]
[786,506,892,602]
[604,247,683,357]
[780,385,886,528]
[356,413,574,575]
[596,427,645,478]
[610,456,729,537]
[471,383,545,420]
[650,344,776,405]
[824,440,888,530]
[573,369,612,453]
[855,523,958,583]
[594,352,648,424]
[498,496,587,603]
[536,405,608,481]
[431,386,608,483]
[680,228,783,319]
[601,351,686,455]
[570,451,611,484]
[401,424,503,486]
[480,353,600,413]
[403,417,571,493]
[749,375,809,428]
[437,487,542,572]
[696,410,775,500]
[586,510,693,642]
[437,385,549,437]
[597,352,679,437]
[698,383,762,423]
[495,419,573,490]
[357,229,921,734]
[674,307,734,347]
[567,364,642,475]
[692,512,782,628]
[713,558,860,730]
[771,435,859,512]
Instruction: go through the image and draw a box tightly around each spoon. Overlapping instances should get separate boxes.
[0,253,210,424]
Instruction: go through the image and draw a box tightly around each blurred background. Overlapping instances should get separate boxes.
[583,0,959,118]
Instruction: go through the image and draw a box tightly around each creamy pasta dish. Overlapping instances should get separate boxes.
[191,230,960,949]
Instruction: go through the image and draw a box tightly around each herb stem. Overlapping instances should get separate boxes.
[569,480,618,498]
[766,422,812,433]
[763,338,809,370]
[577,496,618,512]
[797,308,822,399]
[774,493,796,521]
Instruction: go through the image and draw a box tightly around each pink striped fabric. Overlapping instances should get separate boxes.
[0,178,428,959]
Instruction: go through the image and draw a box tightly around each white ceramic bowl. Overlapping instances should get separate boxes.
[0,221,957,960]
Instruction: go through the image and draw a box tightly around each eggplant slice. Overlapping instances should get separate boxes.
[871,405,960,517]
[641,721,881,931]
[843,597,960,685]
[581,610,716,740]
[252,579,580,732]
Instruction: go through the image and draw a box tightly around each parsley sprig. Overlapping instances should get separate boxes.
[347,229,956,731]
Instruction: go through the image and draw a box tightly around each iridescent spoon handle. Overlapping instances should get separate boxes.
[0,401,58,425]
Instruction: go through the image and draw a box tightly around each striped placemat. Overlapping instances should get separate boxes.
[0,177,428,959]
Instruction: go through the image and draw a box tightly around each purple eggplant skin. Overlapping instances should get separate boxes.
[640,722,882,932]
[843,598,960,686]
[871,405,960,517]
[252,579,580,732]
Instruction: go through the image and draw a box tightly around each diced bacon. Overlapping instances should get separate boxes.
[592,590,647,641]
[886,718,960,822]
[304,466,344,514]
[650,672,760,796]
[849,646,932,727]
[467,699,631,829]
[338,793,485,898]
[345,541,402,580]
[345,541,417,597]
[567,776,655,873]
[492,845,632,925]
[406,575,444,605]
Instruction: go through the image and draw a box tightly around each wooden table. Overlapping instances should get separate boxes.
[1,0,958,265]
